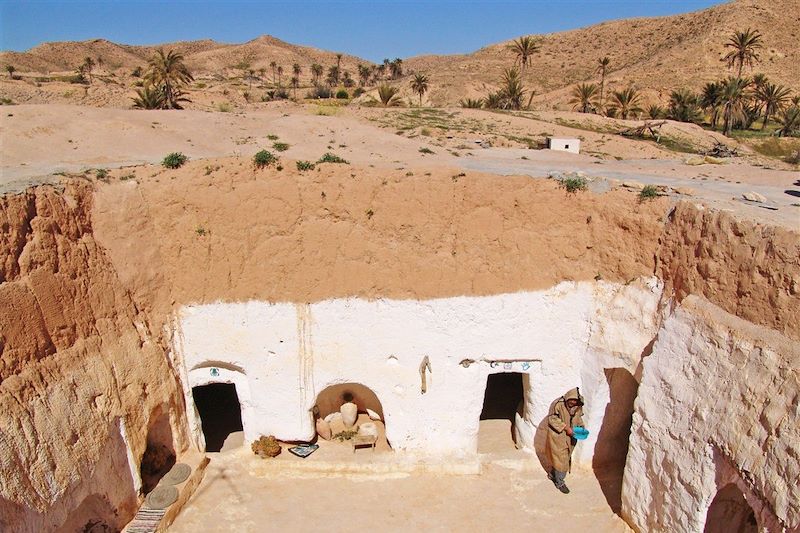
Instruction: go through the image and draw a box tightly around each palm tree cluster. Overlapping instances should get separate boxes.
[132,49,194,109]
[564,28,798,137]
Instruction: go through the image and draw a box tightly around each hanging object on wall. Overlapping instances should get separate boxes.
[419,355,432,394]
[459,358,541,371]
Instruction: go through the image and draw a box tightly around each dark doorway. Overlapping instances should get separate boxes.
[481,372,524,421]
[704,484,758,533]
[192,383,244,453]
[479,373,524,452]
[140,409,176,494]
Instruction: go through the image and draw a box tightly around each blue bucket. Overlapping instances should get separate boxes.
[573,426,590,440]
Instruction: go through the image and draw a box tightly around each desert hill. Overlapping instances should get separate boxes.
[402,0,799,105]
[1,0,798,108]
[0,35,370,80]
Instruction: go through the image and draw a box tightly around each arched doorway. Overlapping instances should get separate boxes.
[192,383,244,452]
[704,483,758,533]
[479,372,525,452]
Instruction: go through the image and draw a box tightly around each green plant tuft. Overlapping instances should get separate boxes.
[559,176,588,193]
[272,142,289,152]
[638,185,660,201]
[296,160,315,171]
[317,153,349,164]
[162,152,188,169]
[253,150,278,168]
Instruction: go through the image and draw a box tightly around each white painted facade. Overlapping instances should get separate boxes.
[171,278,662,464]
[548,137,581,154]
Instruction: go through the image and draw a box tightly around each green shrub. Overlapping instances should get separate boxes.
[272,142,289,152]
[336,89,349,99]
[296,160,315,171]
[253,149,278,168]
[419,147,435,154]
[559,176,587,193]
[317,152,349,164]
[460,98,484,109]
[162,152,188,169]
[267,134,279,141]
[308,85,332,99]
[353,87,365,98]
[95,168,108,180]
[639,185,660,201]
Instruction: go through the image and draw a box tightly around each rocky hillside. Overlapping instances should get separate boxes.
[0,35,369,82]
[403,0,800,105]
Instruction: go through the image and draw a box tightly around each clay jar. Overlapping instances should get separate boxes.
[340,401,358,428]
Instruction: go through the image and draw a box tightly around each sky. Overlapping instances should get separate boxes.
[0,0,727,61]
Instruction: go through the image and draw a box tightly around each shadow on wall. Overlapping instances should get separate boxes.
[140,407,176,494]
[55,494,118,533]
[315,383,384,420]
[592,368,639,515]
[704,484,758,533]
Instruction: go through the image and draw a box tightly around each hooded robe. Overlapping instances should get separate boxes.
[545,387,585,473]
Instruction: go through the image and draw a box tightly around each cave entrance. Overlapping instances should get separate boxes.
[140,409,176,495]
[479,372,524,453]
[704,483,758,533]
[192,383,244,453]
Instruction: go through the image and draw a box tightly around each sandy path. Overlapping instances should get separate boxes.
[168,449,629,533]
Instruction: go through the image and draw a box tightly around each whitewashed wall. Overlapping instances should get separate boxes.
[172,278,662,462]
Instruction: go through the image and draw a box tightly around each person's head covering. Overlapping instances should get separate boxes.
[564,387,584,405]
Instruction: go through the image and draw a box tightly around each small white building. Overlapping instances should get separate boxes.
[548,137,581,154]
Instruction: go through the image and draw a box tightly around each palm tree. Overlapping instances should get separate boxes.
[701,81,724,129]
[390,58,403,79]
[498,68,526,110]
[311,63,323,85]
[647,104,665,119]
[269,61,277,84]
[667,89,702,123]
[82,57,95,83]
[132,85,165,109]
[723,28,763,78]
[358,64,371,87]
[410,73,429,106]
[247,69,255,90]
[342,71,355,88]
[291,76,300,99]
[277,65,284,86]
[258,67,266,80]
[5,65,15,79]
[569,83,599,113]
[752,73,768,90]
[720,76,752,136]
[776,104,800,137]
[336,53,343,73]
[143,48,194,109]
[609,87,643,120]
[508,36,540,73]
[597,56,611,111]
[755,82,791,129]
[326,66,339,87]
[292,63,301,81]
[377,84,401,107]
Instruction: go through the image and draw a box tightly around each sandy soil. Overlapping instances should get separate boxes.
[169,426,629,533]
[3,104,797,226]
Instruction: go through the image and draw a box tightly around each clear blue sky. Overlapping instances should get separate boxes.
[1,1,727,61]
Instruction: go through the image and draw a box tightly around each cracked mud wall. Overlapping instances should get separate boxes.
[0,184,188,532]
